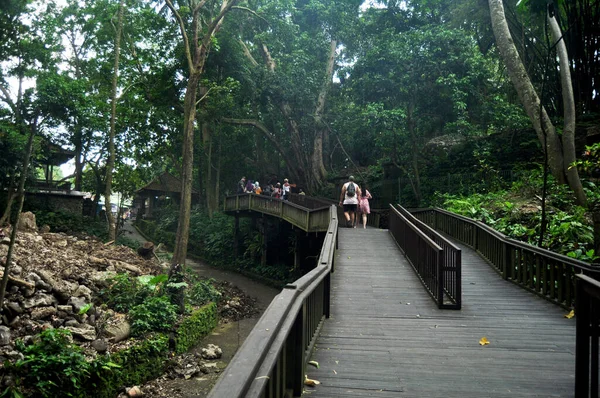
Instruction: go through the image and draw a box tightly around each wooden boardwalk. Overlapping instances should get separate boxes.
[306,228,576,397]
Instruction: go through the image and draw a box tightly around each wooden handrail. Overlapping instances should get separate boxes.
[396,205,461,309]
[208,206,338,397]
[575,274,600,397]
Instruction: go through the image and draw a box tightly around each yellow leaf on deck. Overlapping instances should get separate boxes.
[308,361,319,369]
[304,375,321,387]
[479,337,490,346]
[564,310,575,319]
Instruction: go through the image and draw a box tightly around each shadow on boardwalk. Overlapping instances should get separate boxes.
[307,228,575,398]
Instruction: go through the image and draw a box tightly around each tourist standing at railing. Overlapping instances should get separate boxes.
[245,179,255,193]
[282,178,291,200]
[339,175,361,228]
[253,181,262,195]
[358,185,372,229]
[272,182,282,199]
[237,176,246,194]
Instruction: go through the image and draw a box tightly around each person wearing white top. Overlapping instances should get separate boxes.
[338,175,361,228]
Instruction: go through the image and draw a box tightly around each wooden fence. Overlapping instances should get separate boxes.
[575,274,600,398]
[410,207,600,310]
[208,206,338,397]
[223,194,331,232]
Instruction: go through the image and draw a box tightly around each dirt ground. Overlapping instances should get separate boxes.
[120,222,279,398]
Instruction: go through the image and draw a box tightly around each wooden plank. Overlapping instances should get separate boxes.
[307,228,576,397]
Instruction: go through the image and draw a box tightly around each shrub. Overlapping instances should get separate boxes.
[187,279,222,306]
[129,296,179,336]
[10,329,91,398]
[175,302,218,354]
[99,274,152,313]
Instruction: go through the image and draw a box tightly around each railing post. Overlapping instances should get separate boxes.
[324,273,331,318]
[575,277,591,398]
[502,241,510,280]
[437,250,444,309]
[286,304,306,397]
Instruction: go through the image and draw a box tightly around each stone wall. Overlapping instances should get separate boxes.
[25,192,84,215]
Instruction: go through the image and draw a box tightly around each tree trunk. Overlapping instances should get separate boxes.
[0,118,37,307]
[172,70,201,266]
[548,10,586,207]
[0,173,16,226]
[310,39,337,190]
[105,0,125,241]
[488,0,565,184]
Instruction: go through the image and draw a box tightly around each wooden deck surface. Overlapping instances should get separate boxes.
[306,228,576,397]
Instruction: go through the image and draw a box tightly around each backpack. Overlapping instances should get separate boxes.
[346,182,356,197]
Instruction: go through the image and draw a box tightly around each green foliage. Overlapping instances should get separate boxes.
[187,278,222,306]
[99,273,152,313]
[129,296,178,336]
[10,329,91,398]
[175,302,218,354]
[33,211,108,239]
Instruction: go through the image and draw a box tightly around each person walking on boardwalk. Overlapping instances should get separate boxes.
[339,176,361,228]
[358,185,373,229]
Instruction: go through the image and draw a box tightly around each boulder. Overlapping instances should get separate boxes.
[92,339,108,353]
[17,212,37,232]
[36,270,77,301]
[6,302,23,315]
[65,324,96,341]
[127,386,144,397]
[105,320,131,343]
[201,344,222,360]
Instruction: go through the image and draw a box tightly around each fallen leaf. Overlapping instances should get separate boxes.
[479,337,490,346]
[335,360,339,364]
[255,376,270,380]
[347,256,351,259]
[564,310,575,319]
[308,361,319,369]
[333,370,337,374]
[304,375,321,387]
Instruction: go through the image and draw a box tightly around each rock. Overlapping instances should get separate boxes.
[22,293,57,309]
[57,305,74,315]
[201,344,222,360]
[51,318,65,328]
[39,224,51,234]
[36,270,78,301]
[35,279,53,292]
[105,320,131,343]
[8,265,22,276]
[9,316,20,327]
[0,326,10,345]
[65,324,96,341]
[17,212,37,232]
[90,271,118,288]
[127,386,144,397]
[55,239,68,248]
[92,339,108,353]
[73,285,92,300]
[30,306,57,320]
[64,319,80,327]
[6,302,23,315]
[68,296,88,313]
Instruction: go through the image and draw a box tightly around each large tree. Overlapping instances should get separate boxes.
[162,0,240,266]
[488,0,586,206]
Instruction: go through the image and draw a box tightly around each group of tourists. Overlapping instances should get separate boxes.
[339,175,372,229]
[237,176,295,200]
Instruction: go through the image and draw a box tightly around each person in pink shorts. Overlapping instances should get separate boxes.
[358,185,372,229]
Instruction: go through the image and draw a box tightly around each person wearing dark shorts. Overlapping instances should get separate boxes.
[339,176,361,228]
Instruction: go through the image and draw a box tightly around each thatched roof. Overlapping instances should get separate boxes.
[136,172,198,195]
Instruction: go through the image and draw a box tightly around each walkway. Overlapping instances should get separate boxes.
[307,228,575,397]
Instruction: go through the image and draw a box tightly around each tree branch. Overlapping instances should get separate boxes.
[221,117,286,157]
[164,0,195,73]
[0,85,17,114]
[238,39,259,66]
[231,6,269,24]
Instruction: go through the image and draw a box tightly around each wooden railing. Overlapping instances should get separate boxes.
[411,207,600,309]
[208,206,338,398]
[389,204,459,309]
[223,194,331,232]
[575,274,600,398]
[396,205,461,309]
